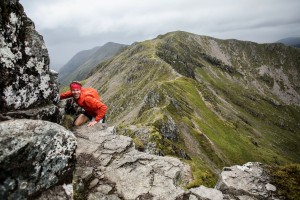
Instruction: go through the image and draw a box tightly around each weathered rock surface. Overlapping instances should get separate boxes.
[189,186,223,200]
[0,119,77,199]
[216,162,278,200]
[73,125,284,200]
[74,124,192,200]
[35,184,73,200]
[0,120,281,200]
[0,0,62,123]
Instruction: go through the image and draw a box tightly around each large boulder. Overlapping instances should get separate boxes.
[216,162,277,199]
[74,124,192,200]
[0,0,62,123]
[0,119,77,199]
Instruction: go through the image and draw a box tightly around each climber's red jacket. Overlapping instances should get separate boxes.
[60,88,107,122]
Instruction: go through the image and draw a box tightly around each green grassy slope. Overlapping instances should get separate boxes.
[83,31,300,187]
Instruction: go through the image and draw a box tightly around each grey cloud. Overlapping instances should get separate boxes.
[19,0,300,69]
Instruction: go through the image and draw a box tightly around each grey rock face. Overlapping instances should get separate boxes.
[74,124,192,200]
[216,162,277,199]
[116,125,159,154]
[0,0,60,122]
[190,186,223,200]
[0,119,77,199]
[156,115,179,141]
[3,104,64,124]
[88,192,121,200]
[35,184,73,200]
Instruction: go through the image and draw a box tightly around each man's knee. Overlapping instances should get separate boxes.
[73,120,81,126]
[73,114,88,126]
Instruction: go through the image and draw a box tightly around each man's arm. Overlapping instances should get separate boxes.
[60,90,73,100]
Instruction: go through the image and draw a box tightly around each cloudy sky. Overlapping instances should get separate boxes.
[19,0,300,70]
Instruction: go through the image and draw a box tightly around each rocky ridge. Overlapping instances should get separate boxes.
[71,123,278,200]
[0,118,286,200]
[84,31,300,185]
[0,1,298,199]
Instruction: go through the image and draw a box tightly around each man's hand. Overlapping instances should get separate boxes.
[87,121,97,127]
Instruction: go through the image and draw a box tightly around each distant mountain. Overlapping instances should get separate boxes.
[82,31,300,187]
[58,46,101,79]
[58,42,127,87]
[294,44,300,48]
[276,37,300,48]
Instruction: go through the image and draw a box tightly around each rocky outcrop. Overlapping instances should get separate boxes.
[0,1,75,198]
[74,124,192,200]
[0,3,72,197]
[72,125,281,200]
[0,119,282,200]
[216,162,278,200]
[0,0,62,123]
[0,119,77,199]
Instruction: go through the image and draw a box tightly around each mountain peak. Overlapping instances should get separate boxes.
[276,37,300,47]
[58,42,128,86]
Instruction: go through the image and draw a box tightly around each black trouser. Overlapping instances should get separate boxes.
[84,111,106,123]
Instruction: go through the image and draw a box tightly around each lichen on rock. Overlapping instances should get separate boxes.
[0,0,62,123]
[0,119,77,199]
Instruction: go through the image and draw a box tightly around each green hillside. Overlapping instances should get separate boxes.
[83,31,300,187]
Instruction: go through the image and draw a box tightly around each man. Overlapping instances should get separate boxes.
[60,81,107,127]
